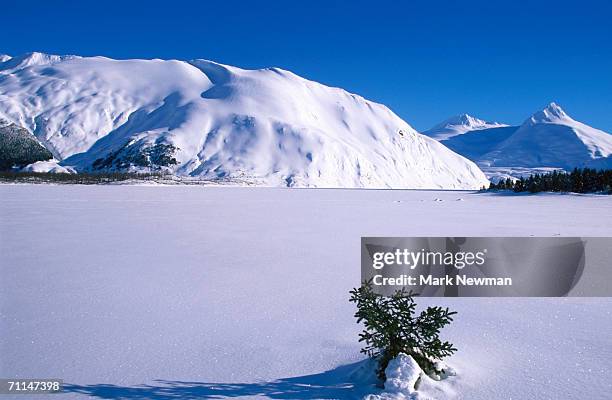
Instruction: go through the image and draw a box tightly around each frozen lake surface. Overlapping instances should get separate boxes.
[1,185,611,399]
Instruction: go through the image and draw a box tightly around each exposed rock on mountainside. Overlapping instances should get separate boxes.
[0,120,53,170]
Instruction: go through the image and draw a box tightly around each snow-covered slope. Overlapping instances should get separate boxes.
[0,52,488,189]
[422,114,507,141]
[437,125,519,161]
[480,103,612,170]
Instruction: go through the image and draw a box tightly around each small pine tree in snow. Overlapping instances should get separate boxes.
[349,280,457,380]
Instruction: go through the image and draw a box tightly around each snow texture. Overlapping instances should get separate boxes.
[366,354,455,400]
[0,53,488,189]
[384,354,422,394]
[1,185,611,399]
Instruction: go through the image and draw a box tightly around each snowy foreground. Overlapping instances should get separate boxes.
[1,185,611,399]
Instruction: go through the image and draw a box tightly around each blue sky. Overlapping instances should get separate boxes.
[3,0,612,132]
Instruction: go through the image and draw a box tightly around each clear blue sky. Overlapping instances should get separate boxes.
[3,0,612,132]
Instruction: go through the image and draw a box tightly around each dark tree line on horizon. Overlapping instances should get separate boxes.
[0,171,168,184]
[487,168,612,194]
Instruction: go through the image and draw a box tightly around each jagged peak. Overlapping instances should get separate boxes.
[430,113,507,131]
[423,113,507,140]
[437,113,486,128]
[527,102,571,124]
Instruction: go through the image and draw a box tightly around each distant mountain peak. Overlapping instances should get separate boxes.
[527,102,570,124]
[423,113,507,141]
[436,113,487,129]
[482,101,612,171]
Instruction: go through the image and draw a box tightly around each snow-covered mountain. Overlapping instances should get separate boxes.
[421,113,507,141]
[479,103,612,170]
[425,103,612,180]
[0,52,488,189]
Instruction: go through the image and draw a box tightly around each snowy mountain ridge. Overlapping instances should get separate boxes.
[0,52,488,189]
[425,103,612,179]
[422,113,508,141]
[0,52,78,73]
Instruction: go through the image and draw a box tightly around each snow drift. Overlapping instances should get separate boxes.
[20,160,75,174]
[0,52,488,189]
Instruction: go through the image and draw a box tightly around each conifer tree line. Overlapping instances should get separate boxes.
[0,171,167,184]
[487,168,612,194]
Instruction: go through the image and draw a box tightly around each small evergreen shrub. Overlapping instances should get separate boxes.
[349,280,457,381]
